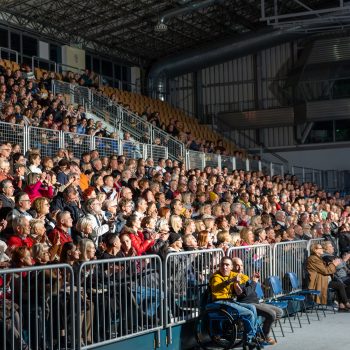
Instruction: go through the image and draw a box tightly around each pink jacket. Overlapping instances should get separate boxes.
[24,181,54,202]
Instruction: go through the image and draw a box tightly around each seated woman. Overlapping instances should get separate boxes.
[24,172,54,202]
[307,243,348,311]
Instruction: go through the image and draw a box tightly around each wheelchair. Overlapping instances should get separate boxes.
[194,286,262,350]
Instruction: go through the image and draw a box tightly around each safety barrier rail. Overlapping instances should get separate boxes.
[0,264,75,350]
[163,249,224,327]
[76,255,163,350]
[0,240,339,349]
[0,47,19,63]
[227,244,273,289]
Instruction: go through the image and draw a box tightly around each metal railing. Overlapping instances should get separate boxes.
[163,249,223,327]
[32,56,57,73]
[0,264,75,350]
[0,47,19,63]
[227,244,273,289]
[76,255,163,349]
[272,240,309,288]
[0,239,340,349]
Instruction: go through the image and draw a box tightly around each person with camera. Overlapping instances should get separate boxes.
[231,257,283,345]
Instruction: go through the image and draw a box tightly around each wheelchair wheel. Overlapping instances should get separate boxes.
[195,308,238,350]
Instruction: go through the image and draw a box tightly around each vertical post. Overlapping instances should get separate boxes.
[23,125,28,154]
[90,135,96,150]
[292,166,295,175]
[270,162,273,177]
[281,164,284,178]
[202,152,206,171]
[302,167,305,183]
[218,155,222,171]
[258,160,262,172]
[185,150,190,170]
[165,146,169,161]
[232,157,236,171]
[246,158,250,171]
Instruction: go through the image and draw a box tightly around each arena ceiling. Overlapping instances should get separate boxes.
[0,0,346,67]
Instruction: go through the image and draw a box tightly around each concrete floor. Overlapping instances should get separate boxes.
[269,309,350,350]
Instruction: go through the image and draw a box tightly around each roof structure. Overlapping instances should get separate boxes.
[0,0,345,67]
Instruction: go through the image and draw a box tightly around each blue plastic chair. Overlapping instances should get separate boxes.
[268,276,307,328]
[255,282,291,336]
[285,272,325,319]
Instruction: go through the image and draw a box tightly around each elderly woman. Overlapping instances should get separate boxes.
[82,198,110,244]
[74,217,96,243]
[307,243,342,306]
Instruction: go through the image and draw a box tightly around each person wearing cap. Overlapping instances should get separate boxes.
[162,231,183,257]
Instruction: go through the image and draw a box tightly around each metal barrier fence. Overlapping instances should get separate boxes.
[221,155,234,172]
[235,157,247,171]
[0,240,338,349]
[227,244,273,289]
[272,240,309,288]
[307,238,325,254]
[63,132,94,157]
[204,153,220,169]
[146,144,168,161]
[187,150,205,170]
[0,122,25,153]
[28,126,61,157]
[76,255,163,349]
[163,249,224,327]
[121,140,146,160]
[95,136,120,157]
[0,47,19,63]
[0,264,75,350]
[271,162,284,177]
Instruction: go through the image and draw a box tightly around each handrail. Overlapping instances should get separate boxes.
[0,47,19,63]
[32,56,57,72]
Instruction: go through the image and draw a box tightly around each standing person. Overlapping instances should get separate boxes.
[232,258,283,345]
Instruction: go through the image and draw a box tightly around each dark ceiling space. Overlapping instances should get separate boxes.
[0,0,342,66]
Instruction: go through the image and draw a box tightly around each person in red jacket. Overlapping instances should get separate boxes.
[24,172,54,202]
[48,211,73,258]
[122,214,155,256]
[7,215,34,248]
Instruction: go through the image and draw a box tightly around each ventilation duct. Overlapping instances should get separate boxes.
[149,28,307,81]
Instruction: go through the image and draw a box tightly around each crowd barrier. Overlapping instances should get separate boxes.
[0,239,331,349]
[0,264,75,350]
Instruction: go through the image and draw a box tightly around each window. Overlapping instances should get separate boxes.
[93,57,100,73]
[335,119,350,142]
[10,32,20,52]
[22,35,37,57]
[101,60,112,77]
[306,121,333,144]
[0,28,8,48]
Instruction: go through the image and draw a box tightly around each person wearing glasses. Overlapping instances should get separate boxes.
[0,179,15,208]
[307,243,344,309]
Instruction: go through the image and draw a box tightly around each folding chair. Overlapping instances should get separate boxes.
[268,276,308,328]
[285,272,325,320]
[255,282,290,336]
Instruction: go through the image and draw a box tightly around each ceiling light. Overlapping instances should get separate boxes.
[154,22,168,32]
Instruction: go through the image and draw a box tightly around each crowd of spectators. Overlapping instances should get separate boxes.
[0,60,240,158]
[0,61,350,347]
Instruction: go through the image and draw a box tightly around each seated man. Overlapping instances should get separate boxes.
[209,256,259,348]
[232,257,283,345]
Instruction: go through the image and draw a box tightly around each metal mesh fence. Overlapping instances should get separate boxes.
[121,140,146,159]
[146,144,168,161]
[261,160,271,176]
[249,159,260,172]
[63,131,93,158]
[152,128,184,162]
[273,241,309,289]
[187,150,205,170]
[271,162,284,177]
[204,153,219,169]
[28,126,61,157]
[235,157,247,171]
[95,136,120,157]
[292,166,304,183]
[220,155,234,172]
[0,121,25,152]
